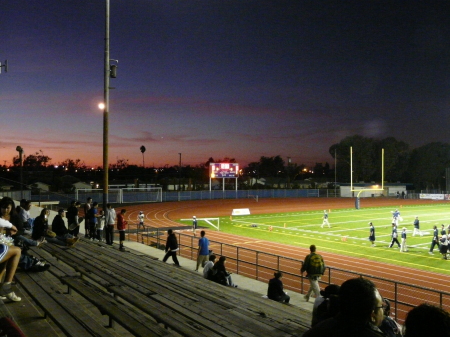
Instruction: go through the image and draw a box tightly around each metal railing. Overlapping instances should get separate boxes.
[129,228,450,323]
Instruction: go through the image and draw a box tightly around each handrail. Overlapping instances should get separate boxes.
[136,228,450,323]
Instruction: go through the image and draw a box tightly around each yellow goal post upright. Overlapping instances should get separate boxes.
[350,146,385,209]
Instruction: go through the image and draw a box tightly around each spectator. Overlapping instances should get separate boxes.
[301,244,325,302]
[87,202,100,240]
[403,303,450,337]
[312,284,340,326]
[302,277,385,337]
[117,209,128,251]
[195,230,209,271]
[67,201,81,236]
[1,198,44,248]
[0,197,22,233]
[104,204,116,245]
[162,229,180,266]
[33,209,76,247]
[379,298,402,337]
[192,216,197,235]
[51,209,79,246]
[17,199,32,234]
[212,256,237,287]
[0,242,22,302]
[83,197,92,238]
[267,271,290,303]
[203,254,216,279]
[95,210,105,242]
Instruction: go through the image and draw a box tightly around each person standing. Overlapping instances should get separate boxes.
[87,202,100,240]
[162,229,180,266]
[369,222,376,247]
[137,211,144,230]
[429,225,439,255]
[83,197,92,238]
[389,223,401,248]
[195,230,210,271]
[104,204,116,245]
[67,201,81,236]
[117,209,128,251]
[441,224,446,236]
[267,271,290,304]
[412,216,422,236]
[440,234,449,260]
[300,245,325,302]
[321,210,331,228]
[192,216,197,235]
[400,227,408,252]
[95,210,105,242]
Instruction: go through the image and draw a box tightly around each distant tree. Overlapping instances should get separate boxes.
[375,137,409,182]
[330,135,376,182]
[58,158,86,172]
[408,142,450,191]
[110,158,129,170]
[12,150,51,170]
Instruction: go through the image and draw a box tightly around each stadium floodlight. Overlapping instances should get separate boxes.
[0,60,8,74]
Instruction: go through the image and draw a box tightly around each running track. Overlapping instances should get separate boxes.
[120,197,450,321]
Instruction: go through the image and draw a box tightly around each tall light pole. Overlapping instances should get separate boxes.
[16,146,23,199]
[178,153,181,192]
[102,0,110,211]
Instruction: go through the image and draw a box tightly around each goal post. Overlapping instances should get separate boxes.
[180,217,220,231]
[75,187,162,204]
[75,188,122,203]
[350,147,385,209]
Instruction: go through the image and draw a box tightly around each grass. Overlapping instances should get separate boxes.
[180,203,450,276]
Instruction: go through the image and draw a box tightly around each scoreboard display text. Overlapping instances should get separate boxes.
[210,163,239,178]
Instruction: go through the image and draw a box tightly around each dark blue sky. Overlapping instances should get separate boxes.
[2,1,450,167]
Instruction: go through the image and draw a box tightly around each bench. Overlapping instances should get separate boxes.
[14,271,119,337]
[34,239,310,336]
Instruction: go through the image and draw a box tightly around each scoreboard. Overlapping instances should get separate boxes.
[210,163,239,178]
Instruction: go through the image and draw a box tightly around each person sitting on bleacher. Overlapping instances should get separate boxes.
[203,254,216,279]
[0,218,21,301]
[32,209,77,248]
[212,256,237,287]
[267,271,290,303]
[51,209,79,246]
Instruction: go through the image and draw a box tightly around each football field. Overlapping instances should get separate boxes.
[208,203,450,275]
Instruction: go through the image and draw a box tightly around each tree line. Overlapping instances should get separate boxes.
[3,135,450,191]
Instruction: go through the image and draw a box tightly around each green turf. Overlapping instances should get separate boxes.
[178,203,450,276]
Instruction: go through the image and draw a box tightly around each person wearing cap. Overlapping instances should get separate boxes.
[192,216,197,235]
[267,271,290,304]
[137,211,145,230]
[369,222,376,247]
[412,216,422,237]
[400,227,408,252]
[321,210,331,228]
[312,284,340,327]
[439,234,448,260]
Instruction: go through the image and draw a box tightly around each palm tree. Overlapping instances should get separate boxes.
[140,145,146,167]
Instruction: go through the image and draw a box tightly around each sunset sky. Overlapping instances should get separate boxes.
[2,1,450,168]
